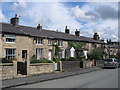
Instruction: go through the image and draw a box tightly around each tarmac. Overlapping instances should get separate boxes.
[1,67,102,89]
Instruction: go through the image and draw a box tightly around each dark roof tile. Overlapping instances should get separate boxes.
[0,22,104,44]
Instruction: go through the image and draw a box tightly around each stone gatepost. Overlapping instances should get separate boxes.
[13,61,17,77]
[26,60,30,76]
[59,61,62,72]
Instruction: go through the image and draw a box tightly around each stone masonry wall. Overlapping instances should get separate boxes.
[61,61,81,71]
[0,61,17,80]
[29,63,54,75]
[82,61,94,68]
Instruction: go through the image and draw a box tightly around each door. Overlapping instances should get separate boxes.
[22,50,27,61]
[17,50,27,75]
[48,50,52,60]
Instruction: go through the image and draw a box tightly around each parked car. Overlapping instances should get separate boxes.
[103,58,119,69]
[118,60,120,68]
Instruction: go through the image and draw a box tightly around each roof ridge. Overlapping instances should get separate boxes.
[1,22,104,44]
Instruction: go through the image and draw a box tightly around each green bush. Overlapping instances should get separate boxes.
[90,48,103,60]
[0,57,13,63]
[61,58,68,61]
[110,54,117,58]
[30,55,37,63]
[69,57,76,61]
[30,57,53,63]
[81,56,86,61]
[53,58,61,63]
[38,58,53,63]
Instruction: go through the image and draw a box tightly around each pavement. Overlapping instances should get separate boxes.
[2,67,103,89]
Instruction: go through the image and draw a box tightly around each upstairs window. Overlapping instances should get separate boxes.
[5,34,16,43]
[58,40,63,47]
[36,38,43,45]
[48,39,53,45]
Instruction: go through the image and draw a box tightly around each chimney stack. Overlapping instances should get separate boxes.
[10,14,19,25]
[75,29,80,36]
[37,24,42,31]
[93,32,100,40]
[65,26,70,34]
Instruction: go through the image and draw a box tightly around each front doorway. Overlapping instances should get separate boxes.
[48,50,52,60]
[17,50,28,75]
[22,50,27,61]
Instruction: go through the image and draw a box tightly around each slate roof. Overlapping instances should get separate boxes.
[109,44,119,48]
[0,22,104,44]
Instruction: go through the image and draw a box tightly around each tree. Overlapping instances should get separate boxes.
[53,43,61,58]
[68,41,84,50]
[90,48,103,60]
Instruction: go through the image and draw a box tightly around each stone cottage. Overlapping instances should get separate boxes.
[0,14,105,62]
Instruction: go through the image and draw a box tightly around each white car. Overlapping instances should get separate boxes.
[104,58,119,68]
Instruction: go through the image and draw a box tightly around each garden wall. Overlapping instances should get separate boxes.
[0,61,17,80]
[95,60,104,67]
[29,63,54,75]
[81,61,94,68]
[61,61,81,71]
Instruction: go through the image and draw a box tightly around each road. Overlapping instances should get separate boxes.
[14,68,118,88]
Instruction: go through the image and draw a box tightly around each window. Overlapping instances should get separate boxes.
[58,40,63,46]
[36,38,43,45]
[48,39,53,45]
[5,48,16,60]
[5,34,16,43]
[36,48,44,59]
[58,50,63,59]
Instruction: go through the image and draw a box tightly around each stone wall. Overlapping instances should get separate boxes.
[95,60,104,67]
[61,61,81,71]
[61,61,95,71]
[29,63,54,75]
[0,61,17,80]
[81,61,94,68]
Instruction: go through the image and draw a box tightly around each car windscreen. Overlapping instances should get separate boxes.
[104,59,113,62]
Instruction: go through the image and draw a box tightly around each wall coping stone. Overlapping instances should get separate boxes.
[30,63,53,66]
[0,63,13,66]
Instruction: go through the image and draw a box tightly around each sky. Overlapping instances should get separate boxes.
[0,0,119,42]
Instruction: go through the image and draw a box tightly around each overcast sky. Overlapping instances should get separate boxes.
[0,0,118,41]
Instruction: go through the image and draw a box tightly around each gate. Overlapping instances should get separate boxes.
[17,61,27,75]
[54,62,61,71]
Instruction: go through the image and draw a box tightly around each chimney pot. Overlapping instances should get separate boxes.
[10,14,19,25]
[65,26,70,34]
[75,29,80,36]
[15,14,18,18]
[93,32,100,40]
[37,24,42,30]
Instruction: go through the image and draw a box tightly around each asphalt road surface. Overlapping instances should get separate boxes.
[14,68,119,88]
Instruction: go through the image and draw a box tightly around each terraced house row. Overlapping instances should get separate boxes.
[0,14,105,62]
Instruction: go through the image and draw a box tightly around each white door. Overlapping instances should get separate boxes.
[48,50,52,60]
[54,63,58,71]
[70,47,75,57]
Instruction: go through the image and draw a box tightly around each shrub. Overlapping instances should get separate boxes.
[90,48,103,60]
[61,58,68,61]
[69,57,76,61]
[53,58,61,63]
[110,54,117,58]
[81,56,86,62]
[12,57,17,61]
[30,55,37,63]
[38,58,53,63]
[0,58,13,63]
[30,57,53,63]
